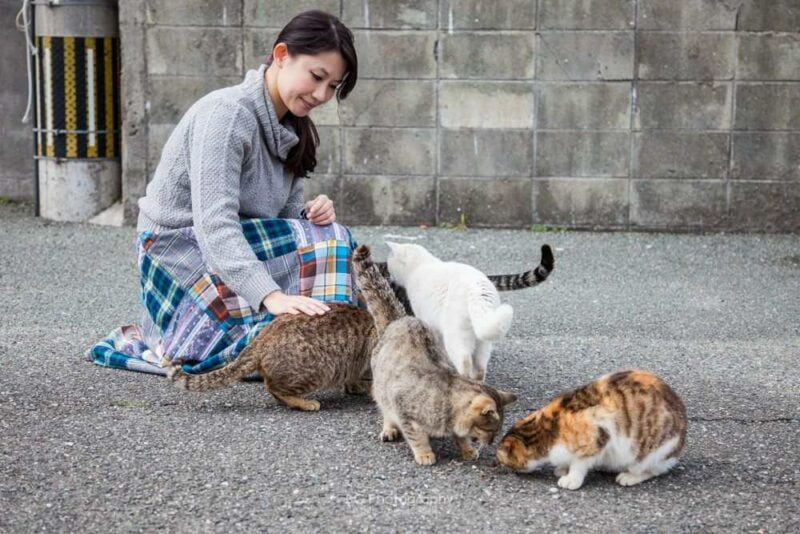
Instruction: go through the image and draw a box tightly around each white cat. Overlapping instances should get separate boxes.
[385,242,513,381]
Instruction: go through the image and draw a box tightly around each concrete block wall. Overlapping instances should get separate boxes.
[118,0,800,231]
[1,0,34,200]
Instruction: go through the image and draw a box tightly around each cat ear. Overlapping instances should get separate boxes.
[480,408,498,419]
[495,389,518,407]
[385,241,398,252]
[353,244,371,262]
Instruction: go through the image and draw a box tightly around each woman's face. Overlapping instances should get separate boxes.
[275,49,346,117]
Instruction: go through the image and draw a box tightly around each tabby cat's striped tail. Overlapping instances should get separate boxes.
[490,244,555,291]
[166,352,259,392]
[352,244,407,336]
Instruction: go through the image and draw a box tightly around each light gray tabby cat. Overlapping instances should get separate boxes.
[352,244,517,466]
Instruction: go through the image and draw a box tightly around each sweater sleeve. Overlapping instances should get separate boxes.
[189,99,280,311]
[278,176,305,219]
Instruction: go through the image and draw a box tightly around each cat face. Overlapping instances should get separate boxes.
[385,242,435,285]
[496,410,559,472]
[456,390,517,448]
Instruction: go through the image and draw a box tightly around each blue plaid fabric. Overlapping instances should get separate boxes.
[87,218,357,375]
[241,218,297,261]
[139,251,186,333]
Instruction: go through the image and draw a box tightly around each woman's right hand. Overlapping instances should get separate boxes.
[262,291,330,316]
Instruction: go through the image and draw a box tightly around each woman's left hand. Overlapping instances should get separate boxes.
[304,194,336,225]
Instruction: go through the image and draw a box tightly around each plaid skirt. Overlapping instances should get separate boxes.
[86,218,357,375]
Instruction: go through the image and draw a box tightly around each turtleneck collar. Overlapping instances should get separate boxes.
[243,64,299,161]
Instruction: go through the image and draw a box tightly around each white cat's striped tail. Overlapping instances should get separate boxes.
[467,285,514,341]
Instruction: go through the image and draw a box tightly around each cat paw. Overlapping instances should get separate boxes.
[344,382,369,395]
[380,427,401,442]
[414,451,437,466]
[616,472,647,486]
[459,447,479,461]
[296,399,321,411]
[557,474,585,490]
[554,466,568,477]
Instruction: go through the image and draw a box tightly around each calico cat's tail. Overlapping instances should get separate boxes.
[166,351,259,392]
[352,244,407,335]
[489,244,555,291]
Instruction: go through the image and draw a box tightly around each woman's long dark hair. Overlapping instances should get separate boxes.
[267,10,358,178]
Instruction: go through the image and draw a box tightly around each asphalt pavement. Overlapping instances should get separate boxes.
[1,201,798,532]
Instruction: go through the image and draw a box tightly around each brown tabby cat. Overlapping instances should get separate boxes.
[166,246,551,410]
[167,303,375,411]
[352,244,517,466]
[496,370,687,489]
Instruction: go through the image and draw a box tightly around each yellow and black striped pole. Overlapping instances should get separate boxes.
[36,34,119,159]
[33,0,120,222]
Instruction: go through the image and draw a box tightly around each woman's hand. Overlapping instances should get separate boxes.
[304,194,336,225]
[262,291,330,316]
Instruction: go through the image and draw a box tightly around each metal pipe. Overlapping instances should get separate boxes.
[31,4,39,216]
[33,0,120,222]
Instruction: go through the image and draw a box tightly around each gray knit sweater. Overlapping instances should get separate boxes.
[138,65,303,311]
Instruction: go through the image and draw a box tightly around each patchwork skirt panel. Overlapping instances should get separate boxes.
[86,218,357,375]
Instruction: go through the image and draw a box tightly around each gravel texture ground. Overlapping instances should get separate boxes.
[1,202,798,532]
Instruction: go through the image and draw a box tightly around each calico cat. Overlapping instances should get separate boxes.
[352,244,517,466]
[376,244,554,315]
[167,303,375,411]
[496,370,687,489]
[385,242,515,381]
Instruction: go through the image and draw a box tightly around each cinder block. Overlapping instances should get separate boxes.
[735,84,800,130]
[539,0,634,30]
[439,130,533,177]
[120,0,148,199]
[536,132,630,177]
[309,97,341,127]
[243,28,278,71]
[147,123,175,168]
[342,0,437,29]
[636,83,731,130]
[738,0,800,32]
[0,176,33,200]
[638,32,735,80]
[738,34,800,81]
[630,180,727,229]
[340,175,435,225]
[243,0,340,28]
[634,132,729,178]
[538,83,631,130]
[439,0,536,30]
[0,121,31,179]
[0,20,31,199]
[533,178,628,227]
[439,177,533,227]
[145,0,241,26]
[638,0,739,30]
[148,76,241,124]
[729,182,800,232]
[124,168,148,222]
[343,128,435,175]
[147,27,242,76]
[439,32,535,79]
[353,31,436,78]
[303,174,339,205]
[440,82,534,129]
[536,32,634,81]
[338,80,435,127]
[732,133,800,181]
[314,127,341,176]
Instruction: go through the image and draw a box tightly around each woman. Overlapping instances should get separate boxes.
[88,10,359,374]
